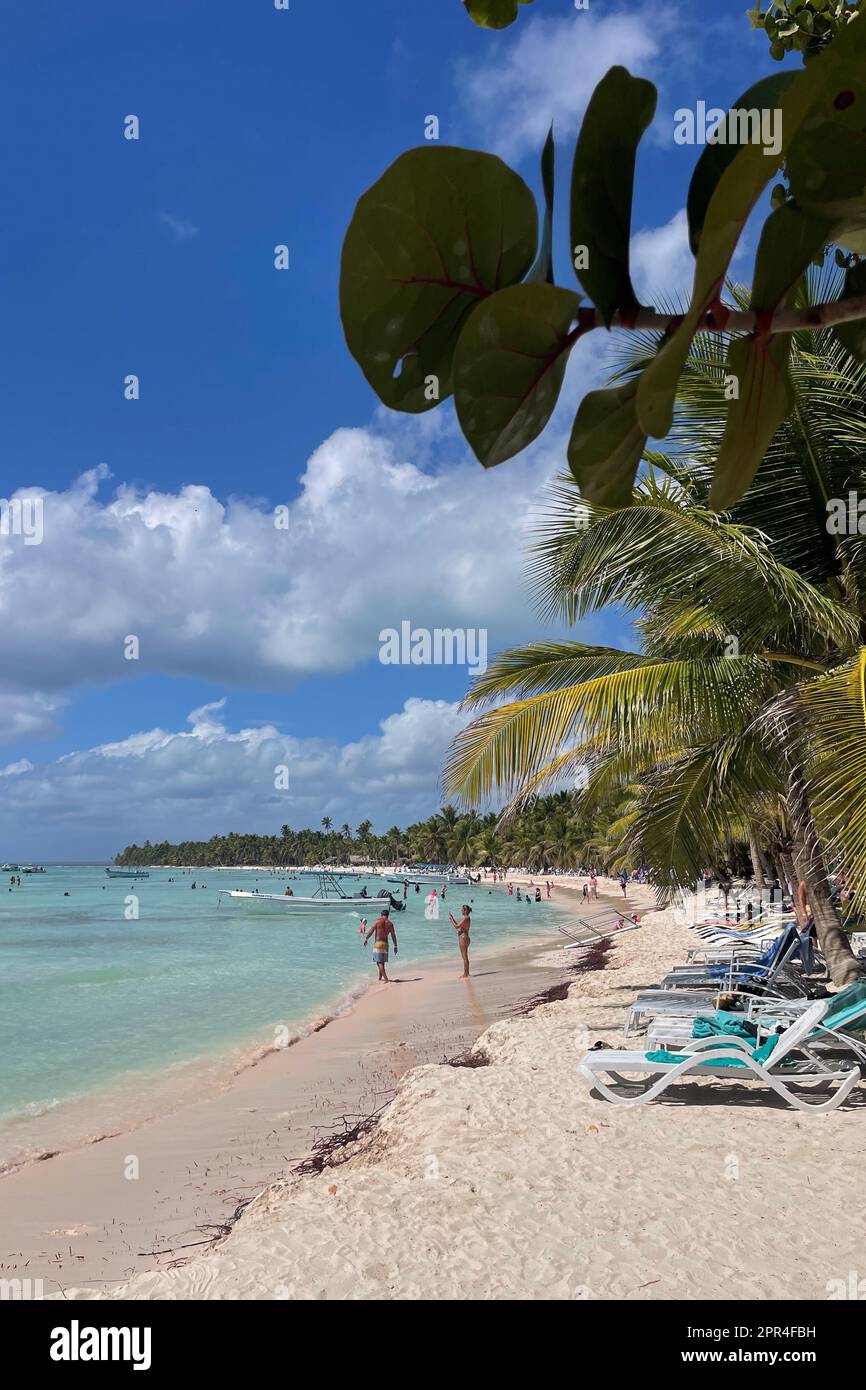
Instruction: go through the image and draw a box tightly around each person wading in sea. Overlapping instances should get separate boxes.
[449,903,472,980]
[364,906,397,982]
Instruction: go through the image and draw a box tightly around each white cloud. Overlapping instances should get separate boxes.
[0,757,34,778]
[0,405,584,714]
[630,208,695,306]
[0,698,471,857]
[0,692,66,744]
[457,10,661,163]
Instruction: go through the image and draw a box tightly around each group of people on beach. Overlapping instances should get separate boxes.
[360,903,473,983]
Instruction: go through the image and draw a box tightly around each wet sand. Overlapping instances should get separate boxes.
[0,907,596,1295]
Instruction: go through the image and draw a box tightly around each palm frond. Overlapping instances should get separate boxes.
[799,652,866,913]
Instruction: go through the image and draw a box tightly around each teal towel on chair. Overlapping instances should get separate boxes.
[692,1012,758,1042]
[645,1035,779,1068]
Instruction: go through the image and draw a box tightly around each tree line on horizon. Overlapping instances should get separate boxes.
[114,793,729,874]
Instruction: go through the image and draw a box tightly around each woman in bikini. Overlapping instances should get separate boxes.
[449,904,472,979]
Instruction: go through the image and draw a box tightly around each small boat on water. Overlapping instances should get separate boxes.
[106,867,151,879]
[383,867,473,886]
[1,864,19,872]
[220,871,404,915]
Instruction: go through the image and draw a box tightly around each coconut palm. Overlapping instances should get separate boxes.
[470,827,501,870]
[445,273,866,985]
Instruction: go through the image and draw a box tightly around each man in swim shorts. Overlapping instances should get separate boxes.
[364,907,398,982]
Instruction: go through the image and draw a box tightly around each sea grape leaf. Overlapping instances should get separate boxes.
[710,206,832,510]
[454,284,581,467]
[686,72,799,256]
[526,126,555,286]
[711,337,794,511]
[636,14,866,444]
[751,203,837,307]
[570,66,657,327]
[340,147,537,413]
[835,259,866,362]
[787,75,866,225]
[463,0,534,28]
[568,378,647,507]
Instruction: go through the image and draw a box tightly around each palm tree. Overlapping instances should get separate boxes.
[420,816,449,863]
[445,275,866,985]
[321,816,332,832]
[470,827,501,870]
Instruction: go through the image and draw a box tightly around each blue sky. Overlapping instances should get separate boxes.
[0,0,786,857]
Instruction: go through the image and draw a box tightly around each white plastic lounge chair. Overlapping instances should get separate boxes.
[624,977,816,1040]
[580,1000,860,1113]
[557,912,641,951]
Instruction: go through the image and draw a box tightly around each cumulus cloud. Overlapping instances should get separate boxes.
[0,395,593,715]
[0,698,471,858]
[630,209,695,306]
[456,9,661,163]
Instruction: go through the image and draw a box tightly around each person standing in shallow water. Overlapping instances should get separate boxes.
[364,907,397,982]
[449,903,472,979]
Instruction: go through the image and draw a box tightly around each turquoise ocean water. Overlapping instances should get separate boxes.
[0,866,566,1167]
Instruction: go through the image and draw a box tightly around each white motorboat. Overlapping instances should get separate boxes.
[220,871,404,915]
[383,869,473,886]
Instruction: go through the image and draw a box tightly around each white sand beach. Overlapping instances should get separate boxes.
[41,886,866,1302]
[0,893,580,1293]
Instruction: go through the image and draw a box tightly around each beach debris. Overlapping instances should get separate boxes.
[446,1048,491,1069]
[518,980,572,1015]
[569,940,614,975]
[294,1099,392,1176]
[327,1184,337,1196]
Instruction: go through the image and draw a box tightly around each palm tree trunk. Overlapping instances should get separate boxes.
[777,848,798,915]
[748,830,765,891]
[778,850,789,906]
[786,760,863,987]
[759,843,774,885]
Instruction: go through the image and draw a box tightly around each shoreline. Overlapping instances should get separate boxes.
[0,894,609,1293]
[2,865,628,1177]
[53,882,866,1303]
[0,870,567,1176]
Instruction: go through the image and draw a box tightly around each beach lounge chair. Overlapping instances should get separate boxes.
[623,973,818,1040]
[689,918,795,949]
[557,912,641,951]
[648,982,866,1057]
[580,998,862,1112]
[659,924,808,992]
